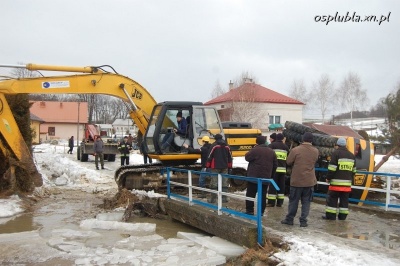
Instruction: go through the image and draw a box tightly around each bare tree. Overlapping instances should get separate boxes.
[312,74,334,123]
[337,72,369,127]
[289,79,310,109]
[228,85,265,129]
[369,97,387,117]
[210,71,266,128]
[210,80,226,99]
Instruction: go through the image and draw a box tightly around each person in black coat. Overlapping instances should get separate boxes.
[140,140,152,164]
[245,135,278,215]
[267,133,290,207]
[206,134,232,203]
[183,136,212,198]
[118,136,132,166]
[323,137,356,221]
[68,136,74,154]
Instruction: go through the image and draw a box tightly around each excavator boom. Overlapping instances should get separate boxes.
[0,63,261,191]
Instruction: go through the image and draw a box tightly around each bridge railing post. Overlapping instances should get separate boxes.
[256,178,263,245]
[217,173,222,215]
[386,175,391,211]
[167,167,171,199]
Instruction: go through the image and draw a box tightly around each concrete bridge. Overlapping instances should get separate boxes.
[161,194,400,250]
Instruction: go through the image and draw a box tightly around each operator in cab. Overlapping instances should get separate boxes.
[160,111,187,152]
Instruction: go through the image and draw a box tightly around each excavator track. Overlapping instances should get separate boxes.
[114,163,248,192]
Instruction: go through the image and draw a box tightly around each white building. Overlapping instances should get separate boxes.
[204,80,304,133]
[112,118,137,138]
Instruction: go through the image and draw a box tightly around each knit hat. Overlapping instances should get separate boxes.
[337,137,346,147]
[176,111,183,118]
[256,135,266,145]
[214,134,223,140]
[270,133,277,141]
[276,133,284,141]
[302,132,313,143]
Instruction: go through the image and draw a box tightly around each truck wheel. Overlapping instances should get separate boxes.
[81,153,89,162]
[77,147,81,160]
[107,154,116,162]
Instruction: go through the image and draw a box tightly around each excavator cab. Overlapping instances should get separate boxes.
[143,101,224,165]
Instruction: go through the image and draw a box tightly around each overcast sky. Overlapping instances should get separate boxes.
[1,0,399,119]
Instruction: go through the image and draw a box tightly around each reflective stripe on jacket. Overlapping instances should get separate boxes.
[327,147,356,192]
[268,141,289,174]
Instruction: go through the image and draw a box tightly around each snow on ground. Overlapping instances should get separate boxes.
[1,139,400,265]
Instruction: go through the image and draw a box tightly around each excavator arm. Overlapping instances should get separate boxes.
[0,63,158,190]
[0,64,157,135]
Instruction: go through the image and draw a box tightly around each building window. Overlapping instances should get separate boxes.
[48,127,55,136]
[269,116,281,124]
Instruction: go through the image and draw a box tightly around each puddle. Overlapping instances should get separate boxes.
[335,231,400,249]
[0,214,38,234]
[133,216,208,239]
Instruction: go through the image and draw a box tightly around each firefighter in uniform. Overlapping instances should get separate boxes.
[267,133,289,207]
[323,137,356,220]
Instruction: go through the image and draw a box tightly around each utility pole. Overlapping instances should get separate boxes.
[77,102,80,147]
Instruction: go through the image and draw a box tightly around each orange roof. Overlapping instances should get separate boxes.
[30,101,88,123]
[204,82,304,105]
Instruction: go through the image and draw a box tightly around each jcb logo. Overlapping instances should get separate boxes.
[132,88,143,100]
[239,146,253,150]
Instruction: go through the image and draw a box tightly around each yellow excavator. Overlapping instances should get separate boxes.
[0,63,261,191]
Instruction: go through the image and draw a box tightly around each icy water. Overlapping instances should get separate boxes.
[0,190,204,239]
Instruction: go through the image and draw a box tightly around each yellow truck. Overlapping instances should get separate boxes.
[283,121,376,202]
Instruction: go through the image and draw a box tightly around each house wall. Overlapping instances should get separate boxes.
[266,102,303,125]
[40,123,85,143]
[209,102,303,132]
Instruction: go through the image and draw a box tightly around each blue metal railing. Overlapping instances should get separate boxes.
[165,167,400,245]
[165,167,279,246]
[315,168,400,210]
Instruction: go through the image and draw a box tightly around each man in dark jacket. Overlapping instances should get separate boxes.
[245,135,278,215]
[206,134,232,203]
[267,133,289,207]
[269,133,277,145]
[68,136,74,154]
[281,132,319,227]
[161,111,187,152]
[118,136,132,166]
[93,136,105,170]
[323,137,356,221]
[183,135,212,198]
[140,140,152,164]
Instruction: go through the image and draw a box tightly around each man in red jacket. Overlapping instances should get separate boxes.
[245,135,277,215]
[206,134,232,203]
